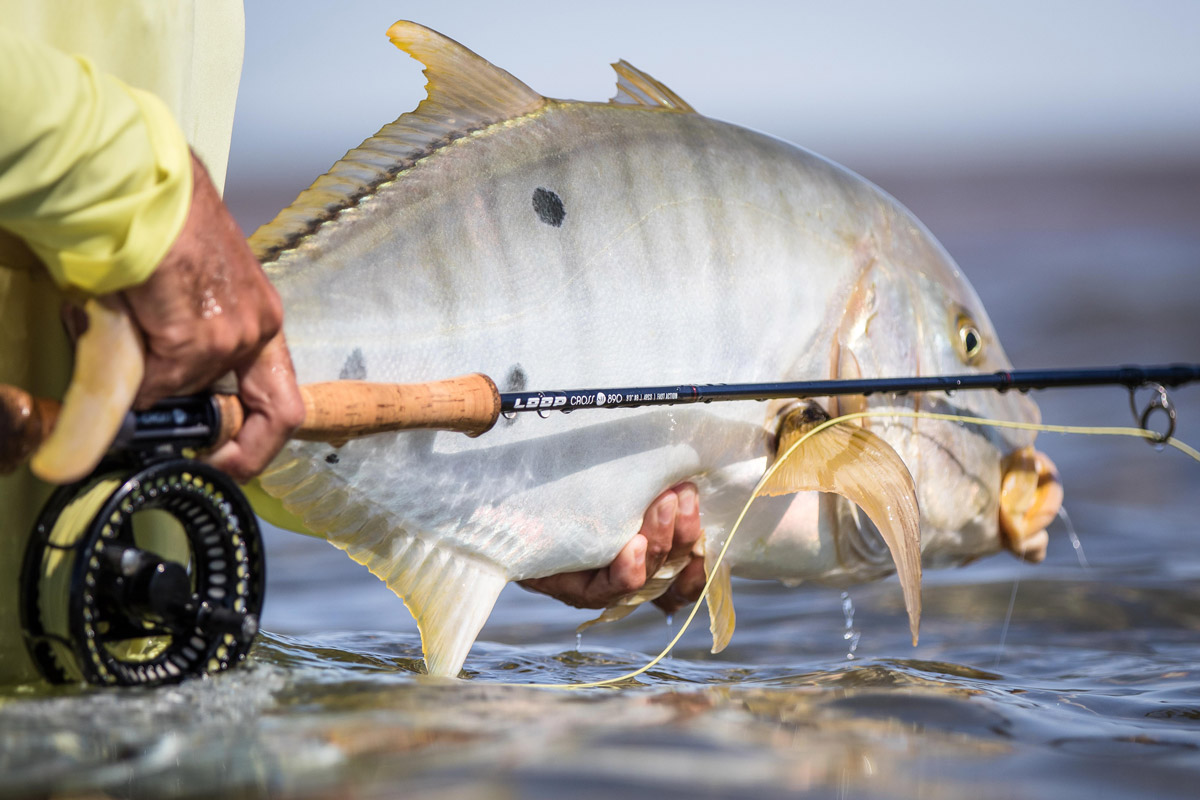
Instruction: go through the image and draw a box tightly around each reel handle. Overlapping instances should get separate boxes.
[0,373,501,473]
[0,385,60,474]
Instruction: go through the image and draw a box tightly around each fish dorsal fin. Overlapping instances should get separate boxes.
[249,21,546,263]
[609,60,695,111]
[388,21,546,131]
[762,403,923,646]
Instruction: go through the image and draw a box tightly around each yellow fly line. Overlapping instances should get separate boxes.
[504,410,1200,690]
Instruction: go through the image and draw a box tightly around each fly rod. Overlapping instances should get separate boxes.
[1,364,1197,474]
[499,364,1200,414]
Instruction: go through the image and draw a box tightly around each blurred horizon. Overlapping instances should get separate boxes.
[227,1,1200,202]
[223,1,1199,384]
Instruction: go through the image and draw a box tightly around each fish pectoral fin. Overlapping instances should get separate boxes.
[609,60,695,111]
[330,522,506,677]
[761,403,923,645]
[704,540,736,654]
[32,297,143,484]
[577,552,692,633]
[832,340,867,419]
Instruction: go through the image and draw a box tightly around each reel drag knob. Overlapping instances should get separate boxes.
[102,546,195,622]
[20,459,266,687]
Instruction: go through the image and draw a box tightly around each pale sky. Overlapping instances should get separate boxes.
[228,0,1200,190]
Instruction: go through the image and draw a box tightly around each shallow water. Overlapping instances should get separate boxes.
[2,170,1198,799]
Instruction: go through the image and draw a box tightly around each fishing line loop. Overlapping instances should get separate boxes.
[1128,383,1175,446]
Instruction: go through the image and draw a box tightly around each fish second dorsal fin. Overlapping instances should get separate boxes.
[608,60,695,112]
[250,21,547,264]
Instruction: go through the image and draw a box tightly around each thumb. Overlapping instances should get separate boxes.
[31,296,144,484]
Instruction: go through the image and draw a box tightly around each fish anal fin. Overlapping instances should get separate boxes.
[577,604,636,633]
[609,60,695,111]
[329,521,506,677]
[251,21,546,263]
[762,403,923,645]
[704,540,736,654]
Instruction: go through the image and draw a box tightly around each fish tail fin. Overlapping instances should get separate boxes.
[335,519,506,677]
[256,456,505,676]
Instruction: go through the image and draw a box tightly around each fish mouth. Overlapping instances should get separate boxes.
[998,446,1063,563]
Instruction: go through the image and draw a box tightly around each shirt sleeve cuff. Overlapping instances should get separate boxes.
[0,37,195,295]
[50,84,194,294]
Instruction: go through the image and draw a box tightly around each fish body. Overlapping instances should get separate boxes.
[252,23,1053,676]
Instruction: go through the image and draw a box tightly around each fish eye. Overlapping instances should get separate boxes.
[956,313,984,363]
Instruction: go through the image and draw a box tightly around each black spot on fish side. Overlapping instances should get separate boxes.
[339,348,367,380]
[532,188,565,227]
[505,364,527,393]
[325,452,340,464]
[504,365,526,425]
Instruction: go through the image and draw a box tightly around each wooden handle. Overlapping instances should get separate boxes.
[0,385,60,475]
[0,374,502,473]
[292,373,501,443]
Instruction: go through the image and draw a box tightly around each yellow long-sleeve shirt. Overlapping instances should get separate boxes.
[0,1,245,685]
[0,28,192,293]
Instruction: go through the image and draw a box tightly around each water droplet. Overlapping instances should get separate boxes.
[665,614,674,628]
[575,632,582,651]
[1059,506,1089,569]
[841,591,860,660]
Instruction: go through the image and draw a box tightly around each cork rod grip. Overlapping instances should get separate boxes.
[0,374,501,474]
[292,373,501,443]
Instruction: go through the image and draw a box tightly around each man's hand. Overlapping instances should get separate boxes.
[121,153,304,481]
[520,483,707,613]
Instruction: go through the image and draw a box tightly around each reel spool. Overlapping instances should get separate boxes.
[20,458,264,687]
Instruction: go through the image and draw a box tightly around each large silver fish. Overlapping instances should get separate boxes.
[247,21,1062,676]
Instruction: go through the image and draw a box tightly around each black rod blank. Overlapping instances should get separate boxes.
[499,364,1200,415]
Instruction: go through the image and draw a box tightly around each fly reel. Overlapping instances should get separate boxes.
[20,458,264,687]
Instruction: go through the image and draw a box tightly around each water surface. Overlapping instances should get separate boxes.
[2,169,1198,799]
